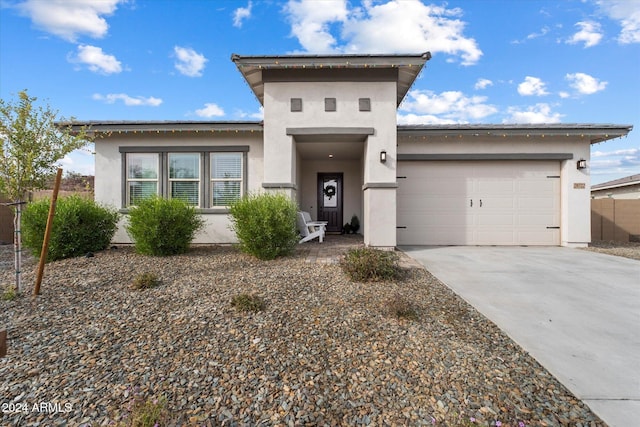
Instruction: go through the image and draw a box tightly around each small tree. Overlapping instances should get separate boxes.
[0,90,90,293]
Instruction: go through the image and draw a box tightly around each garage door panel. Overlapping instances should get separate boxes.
[398,226,470,245]
[477,213,515,226]
[397,161,560,246]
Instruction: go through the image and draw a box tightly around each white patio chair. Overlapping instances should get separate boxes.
[297,211,328,243]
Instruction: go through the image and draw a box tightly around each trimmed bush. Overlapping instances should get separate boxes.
[229,192,299,260]
[22,195,119,262]
[126,196,204,256]
[341,247,401,282]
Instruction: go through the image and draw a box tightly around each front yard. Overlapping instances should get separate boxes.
[1,245,605,426]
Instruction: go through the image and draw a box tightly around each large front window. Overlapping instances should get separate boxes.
[122,147,247,209]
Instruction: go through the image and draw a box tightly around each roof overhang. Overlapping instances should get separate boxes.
[61,121,264,136]
[398,124,633,144]
[231,52,431,107]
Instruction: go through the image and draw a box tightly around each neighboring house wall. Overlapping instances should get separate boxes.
[591,199,640,241]
[95,131,264,244]
[591,184,640,199]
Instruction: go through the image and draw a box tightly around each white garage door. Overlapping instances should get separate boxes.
[397,161,560,245]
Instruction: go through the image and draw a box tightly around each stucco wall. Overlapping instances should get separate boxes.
[263,80,398,247]
[397,135,592,247]
[95,131,264,244]
[298,159,363,227]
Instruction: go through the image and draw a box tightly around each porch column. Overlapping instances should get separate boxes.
[363,184,397,248]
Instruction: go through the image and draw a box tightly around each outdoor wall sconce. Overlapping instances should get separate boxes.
[577,159,587,169]
[380,150,387,163]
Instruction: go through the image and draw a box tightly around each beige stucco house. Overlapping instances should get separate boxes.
[591,174,640,199]
[71,53,632,248]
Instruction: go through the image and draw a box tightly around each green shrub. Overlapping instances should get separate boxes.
[231,293,266,312]
[341,247,401,282]
[131,272,161,290]
[21,195,119,262]
[228,192,299,260]
[350,215,360,233]
[126,196,204,256]
[2,286,18,301]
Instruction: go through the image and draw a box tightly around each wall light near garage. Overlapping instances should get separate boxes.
[380,150,387,163]
[577,159,587,169]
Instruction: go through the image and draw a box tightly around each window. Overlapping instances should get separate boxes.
[121,146,248,209]
[169,153,200,206]
[211,153,242,206]
[359,98,371,111]
[290,98,302,112]
[324,97,336,112]
[126,153,159,206]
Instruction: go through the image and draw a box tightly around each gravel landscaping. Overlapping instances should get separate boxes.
[582,240,640,261]
[0,243,606,426]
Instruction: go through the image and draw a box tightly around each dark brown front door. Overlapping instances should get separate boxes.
[317,173,343,233]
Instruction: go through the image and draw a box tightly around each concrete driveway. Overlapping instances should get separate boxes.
[399,246,640,427]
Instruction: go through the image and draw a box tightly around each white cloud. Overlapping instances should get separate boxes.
[527,26,550,41]
[474,78,493,90]
[592,148,639,158]
[15,0,124,42]
[397,113,458,125]
[233,1,252,28]
[92,93,163,107]
[174,46,207,77]
[234,107,264,120]
[565,72,607,95]
[399,89,497,122]
[69,44,122,74]
[596,0,640,44]
[559,91,570,99]
[503,103,563,124]
[283,0,349,52]
[590,149,640,175]
[283,0,482,65]
[517,76,549,96]
[567,21,603,48]
[195,103,225,118]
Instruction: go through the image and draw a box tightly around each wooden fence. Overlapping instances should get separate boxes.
[0,197,13,245]
[591,199,640,242]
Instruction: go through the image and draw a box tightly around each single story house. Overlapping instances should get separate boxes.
[591,174,640,199]
[70,53,632,248]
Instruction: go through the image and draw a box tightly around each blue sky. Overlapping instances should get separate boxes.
[1,0,638,185]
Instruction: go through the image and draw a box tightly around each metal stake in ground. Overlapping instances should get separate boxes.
[34,168,63,296]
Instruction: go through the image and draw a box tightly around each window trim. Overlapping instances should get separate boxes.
[120,146,249,211]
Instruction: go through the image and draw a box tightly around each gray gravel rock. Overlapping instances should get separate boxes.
[0,245,605,426]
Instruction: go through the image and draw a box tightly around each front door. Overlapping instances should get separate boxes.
[317,173,343,233]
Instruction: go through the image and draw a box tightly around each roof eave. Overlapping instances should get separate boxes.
[397,124,633,144]
[231,52,431,107]
[59,121,264,134]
